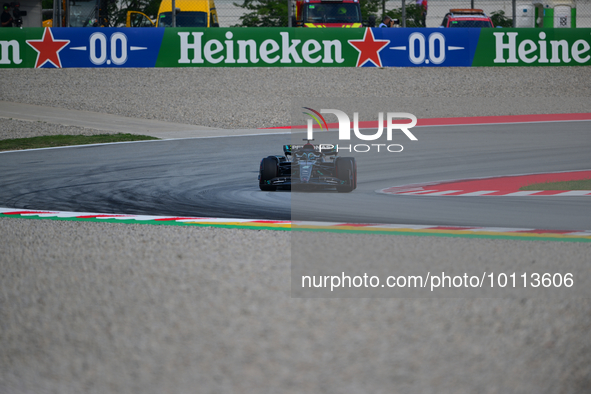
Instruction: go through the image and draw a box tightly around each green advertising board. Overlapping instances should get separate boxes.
[156,28,363,67]
[473,28,591,66]
[0,28,44,68]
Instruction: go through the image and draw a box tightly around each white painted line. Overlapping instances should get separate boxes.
[0,131,293,154]
[35,213,87,218]
[464,227,534,233]
[504,191,545,196]
[19,212,63,217]
[396,190,438,195]
[292,221,343,227]
[552,190,591,196]
[383,187,424,193]
[381,189,591,197]
[2,208,590,237]
[176,218,263,223]
[94,215,143,219]
[0,139,168,154]
[365,224,434,230]
[456,190,499,196]
[417,190,463,196]
[412,119,591,128]
[115,215,177,221]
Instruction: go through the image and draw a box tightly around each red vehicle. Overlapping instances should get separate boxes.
[441,9,494,28]
[293,0,374,28]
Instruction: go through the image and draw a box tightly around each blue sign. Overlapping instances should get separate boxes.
[49,28,165,68]
[373,28,481,67]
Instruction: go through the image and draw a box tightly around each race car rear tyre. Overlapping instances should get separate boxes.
[260,157,278,191]
[351,158,357,190]
[336,157,356,193]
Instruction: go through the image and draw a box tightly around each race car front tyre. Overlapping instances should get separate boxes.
[336,157,356,193]
[259,157,278,191]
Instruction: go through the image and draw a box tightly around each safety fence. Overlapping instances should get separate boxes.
[379,0,591,28]
[144,0,591,28]
[139,0,591,28]
[29,0,591,28]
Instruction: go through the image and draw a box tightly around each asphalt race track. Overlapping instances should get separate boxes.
[1,120,590,230]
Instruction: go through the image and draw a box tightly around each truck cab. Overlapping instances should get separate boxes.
[440,9,494,28]
[126,0,219,27]
[294,0,370,28]
[43,0,110,27]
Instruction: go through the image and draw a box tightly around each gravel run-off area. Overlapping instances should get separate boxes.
[1,67,591,393]
[1,67,591,131]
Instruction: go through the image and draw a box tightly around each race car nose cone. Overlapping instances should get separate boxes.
[300,164,312,183]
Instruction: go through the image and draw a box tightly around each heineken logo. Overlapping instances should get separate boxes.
[493,32,591,64]
[178,31,345,65]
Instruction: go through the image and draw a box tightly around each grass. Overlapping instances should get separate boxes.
[0,134,159,151]
[520,179,591,191]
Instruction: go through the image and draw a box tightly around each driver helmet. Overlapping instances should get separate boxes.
[302,143,315,151]
[337,7,347,15]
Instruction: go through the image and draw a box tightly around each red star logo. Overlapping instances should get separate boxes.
[26,28,70,68]
[348,28,389,67]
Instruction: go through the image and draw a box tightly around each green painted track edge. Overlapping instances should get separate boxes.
[292,227,591,243]
[0,215,289,231]
[2,214,590,243]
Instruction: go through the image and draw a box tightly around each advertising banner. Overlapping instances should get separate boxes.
[0,27,164,68]
[156,27,360,67]
[473,28,591,66]
[1,27,590,68]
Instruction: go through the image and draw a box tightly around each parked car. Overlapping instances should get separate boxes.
[441,9,494,28]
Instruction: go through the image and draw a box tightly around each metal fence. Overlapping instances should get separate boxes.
[383,0,518,28]
[216,0,250,27]
[218,0,591,28]
[43,0,591,28]
[384,0,591,28]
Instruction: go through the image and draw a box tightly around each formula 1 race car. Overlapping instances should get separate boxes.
[259,141,357,192]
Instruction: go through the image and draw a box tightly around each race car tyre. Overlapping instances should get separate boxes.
[341,158,357,190]
[351,158,357,190]
[259,157,278,191]
[336,157,356,193]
